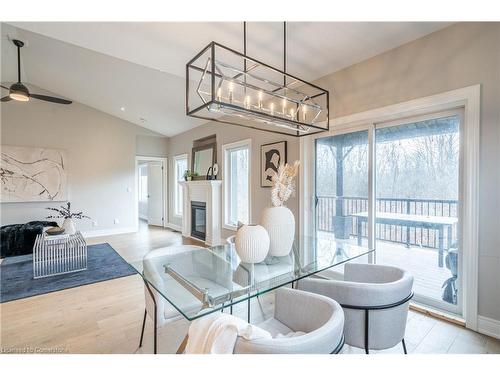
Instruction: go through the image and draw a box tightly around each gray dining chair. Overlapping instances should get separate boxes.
[233,288,345,354]
[298,263,413,354]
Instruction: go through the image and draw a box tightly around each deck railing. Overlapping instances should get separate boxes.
[316,196,458,249]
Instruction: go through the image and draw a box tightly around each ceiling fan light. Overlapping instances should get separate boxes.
[9,91,30,102]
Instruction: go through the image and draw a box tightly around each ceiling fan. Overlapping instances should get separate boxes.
[1,39,72,105]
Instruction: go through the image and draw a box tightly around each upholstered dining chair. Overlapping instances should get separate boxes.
[298,263,414,354]
[233,288,345,354]
[139,245,206,354]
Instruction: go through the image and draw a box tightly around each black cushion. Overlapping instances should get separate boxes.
[1,221,58,258]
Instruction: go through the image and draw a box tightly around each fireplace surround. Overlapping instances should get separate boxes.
[179,180,222,246]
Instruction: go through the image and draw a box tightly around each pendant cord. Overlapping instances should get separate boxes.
[283,21,286,88]
[243,21,247,93]
[244,21,247,56]
[17,46,21,83]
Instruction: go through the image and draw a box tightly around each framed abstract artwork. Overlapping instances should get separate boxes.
[1,145,68,202]
[261,141,287,187]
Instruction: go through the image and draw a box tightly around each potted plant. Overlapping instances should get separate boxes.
[183,170,199,181]
[46,202,90,235]
[260,161,299,256]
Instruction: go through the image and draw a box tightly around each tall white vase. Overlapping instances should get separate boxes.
[235,224,270,264]
[260,206,295,257]
[62,218,76,235]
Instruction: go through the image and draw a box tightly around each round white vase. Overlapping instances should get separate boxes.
[62,218,76,235]
[260,206,295,257]
[235,224,270,264]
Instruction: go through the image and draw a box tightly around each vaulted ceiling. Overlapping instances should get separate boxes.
[1,22,452,136]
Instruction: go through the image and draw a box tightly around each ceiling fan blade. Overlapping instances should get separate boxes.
[30,93,72,105]
[1,84,10,90]
[1,96,12,102]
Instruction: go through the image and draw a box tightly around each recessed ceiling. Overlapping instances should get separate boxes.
[1,22,452,137]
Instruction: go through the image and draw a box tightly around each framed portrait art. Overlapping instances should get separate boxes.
[261,141,287,187]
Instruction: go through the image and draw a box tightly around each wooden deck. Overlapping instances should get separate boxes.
[317,231,453,304]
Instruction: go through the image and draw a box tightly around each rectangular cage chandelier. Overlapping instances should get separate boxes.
[186,25,329,137]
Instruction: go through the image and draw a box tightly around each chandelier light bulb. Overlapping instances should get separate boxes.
[302,105,307,122]
[245,95,251,109]
[258,91,263,109]
[270,102,275,115]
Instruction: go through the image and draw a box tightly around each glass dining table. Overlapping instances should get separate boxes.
[130,235,374,323]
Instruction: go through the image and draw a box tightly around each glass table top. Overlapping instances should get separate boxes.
[130,235,374,321]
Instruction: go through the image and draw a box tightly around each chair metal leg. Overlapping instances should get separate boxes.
[139,309,147,348]
[402,338,407,354]
[247,298,251,323]
[331,334,345,354]
[364,309,369,354]
[144,281,158,354]
[153,306,158,354]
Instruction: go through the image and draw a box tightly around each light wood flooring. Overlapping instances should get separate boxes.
[1,224,499,354]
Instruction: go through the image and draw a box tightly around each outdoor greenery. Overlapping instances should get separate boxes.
[316,116,460,200]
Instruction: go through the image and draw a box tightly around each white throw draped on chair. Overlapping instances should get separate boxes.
[185,313,272,354]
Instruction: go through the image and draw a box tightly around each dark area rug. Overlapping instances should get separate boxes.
[0,243,137,303]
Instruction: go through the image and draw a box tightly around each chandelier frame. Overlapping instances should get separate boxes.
[186,36,330,137]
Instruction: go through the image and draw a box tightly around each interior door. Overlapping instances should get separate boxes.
[147,162,164,226]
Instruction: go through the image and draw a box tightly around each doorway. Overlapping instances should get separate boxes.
[314,111,463,316]
[136,156,167,230]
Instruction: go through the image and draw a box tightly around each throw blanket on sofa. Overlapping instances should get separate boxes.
[185,312,272,354]
[1,221,58,258]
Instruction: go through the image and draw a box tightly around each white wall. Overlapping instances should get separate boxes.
[1,87,168,234]
[136,135,168,157]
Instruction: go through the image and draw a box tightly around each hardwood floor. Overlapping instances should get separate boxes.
[1,224,499,354]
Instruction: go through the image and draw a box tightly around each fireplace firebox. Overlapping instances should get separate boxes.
[191,201,206,241]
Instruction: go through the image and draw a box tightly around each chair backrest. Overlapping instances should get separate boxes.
[234,288,345,354]
[143,245,205,325]
[341,263,413,350]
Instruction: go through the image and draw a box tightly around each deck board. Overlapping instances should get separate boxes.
[317,231,454,305]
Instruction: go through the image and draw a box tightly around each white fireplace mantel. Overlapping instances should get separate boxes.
[179,180,222,246]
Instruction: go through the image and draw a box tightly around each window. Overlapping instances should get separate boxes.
[223,139,251,229]
[174,154,188,216]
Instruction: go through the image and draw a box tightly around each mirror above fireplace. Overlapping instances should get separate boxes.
[191,135,217,179]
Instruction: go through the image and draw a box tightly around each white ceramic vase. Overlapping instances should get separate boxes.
[260,206,295,257]
[62,218,76,235]
[235,224,270,264]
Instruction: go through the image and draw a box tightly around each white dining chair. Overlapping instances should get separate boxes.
[233,287,345,354]
[139,245,206,354]
[298,263,414,354]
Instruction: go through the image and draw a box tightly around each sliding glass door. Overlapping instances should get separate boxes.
[316,130,369,245]
[315,111,462,316]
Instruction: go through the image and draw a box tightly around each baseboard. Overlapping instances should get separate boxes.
[165,223,182,232]
[477,315,500,339]
[81,226,137,238]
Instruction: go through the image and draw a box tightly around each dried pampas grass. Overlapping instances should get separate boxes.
[270,160,300,207]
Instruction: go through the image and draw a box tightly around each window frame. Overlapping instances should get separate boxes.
[222,138,252,231]
[173,153,188,218]
[300,85,480,330]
